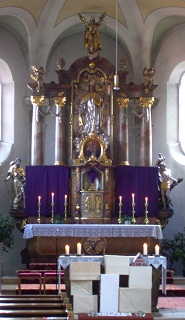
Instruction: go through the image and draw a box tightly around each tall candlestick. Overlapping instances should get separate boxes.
[65,194,67,203]
[131,194,136,224]
[64,195,68,222]
[143,243,148,255]
[144,197,149,225]
[65,245,70,255]
[155,245,160,256]
[118,196,123,224]
[77,243,81,255]
[52,193,54,203]
[37,196,41,224]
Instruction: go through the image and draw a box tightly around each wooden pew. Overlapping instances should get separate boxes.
[0,309,69,318]
[0,296,64,303]
[0,303,68,310]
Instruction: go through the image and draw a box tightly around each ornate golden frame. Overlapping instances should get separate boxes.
[72,133,112,165]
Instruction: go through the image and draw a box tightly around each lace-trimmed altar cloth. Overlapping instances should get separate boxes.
[23,224,163,239]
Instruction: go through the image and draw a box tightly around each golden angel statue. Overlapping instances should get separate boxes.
[30,66,49,92]
[79,12,106,58]
[143,67,155,94]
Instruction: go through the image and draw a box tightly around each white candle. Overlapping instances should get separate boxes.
[65,245,70,255]
[51,193,54,203]
[119,196,122,204]
[132,193,135,204]
[77,243,81,255]
[65,195,67,203]
[155,245,160,256]
[145,197,148,205]
[143,243,148,255]
[38,196,41,204]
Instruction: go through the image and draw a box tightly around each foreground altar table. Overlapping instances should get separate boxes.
[57,255,166,295]
[22,224,163,265]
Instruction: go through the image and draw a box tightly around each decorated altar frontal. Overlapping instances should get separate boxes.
[22,224,163,265]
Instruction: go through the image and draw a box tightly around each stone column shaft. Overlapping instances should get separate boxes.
[139,97,154,166]
[54,93,66,165]
[31,96,45,165]
[117,97,130,165]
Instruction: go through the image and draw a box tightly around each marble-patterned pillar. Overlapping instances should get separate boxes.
[139,97,154,166]
[54,93,66,165]
[117,95,130,165]
[30,95,45,165]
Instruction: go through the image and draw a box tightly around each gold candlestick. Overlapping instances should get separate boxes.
[64,201,68,222]
[118,202,123,224]
[131,203,136,224]
[144,203,149,224]
[37,203,41,224]
[51,202,54,224]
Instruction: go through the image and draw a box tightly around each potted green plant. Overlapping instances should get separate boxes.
[122,215,132,225]
[0,213,16,252]
[161,227,185,275]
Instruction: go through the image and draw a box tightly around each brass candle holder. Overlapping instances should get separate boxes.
[37,203,41,224]
[51,202,55,224]
[131,203,136,224]
[144,203,149,225]
[118,202,123,224]
[64,201,68,222]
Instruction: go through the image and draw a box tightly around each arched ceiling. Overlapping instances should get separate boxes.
[0,0,185,67]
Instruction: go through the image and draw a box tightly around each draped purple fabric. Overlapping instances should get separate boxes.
[88,169,98,183]
[115,166,159,217]
[25,166,69,216]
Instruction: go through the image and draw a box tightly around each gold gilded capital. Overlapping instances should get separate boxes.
[117,94,130,108]
[30,95,45,107]
[139,97,154,108]
[54,92,66,107]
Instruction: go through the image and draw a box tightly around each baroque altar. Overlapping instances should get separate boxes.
[14,25,166,265]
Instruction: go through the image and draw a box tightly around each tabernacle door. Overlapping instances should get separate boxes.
[81,191,104,218]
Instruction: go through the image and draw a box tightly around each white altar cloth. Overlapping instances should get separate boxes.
[57,255,166,295]
[23,224,163,239]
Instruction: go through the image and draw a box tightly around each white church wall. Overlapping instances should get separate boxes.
[153,24,185,274]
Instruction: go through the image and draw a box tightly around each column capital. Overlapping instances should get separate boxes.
[30,95,45,107]
[117,95,130,108]
[139,97,154,108]
[54,92,66,107]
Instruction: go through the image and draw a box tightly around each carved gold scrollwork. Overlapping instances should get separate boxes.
[76,167,80,182]
[105,168,109,182]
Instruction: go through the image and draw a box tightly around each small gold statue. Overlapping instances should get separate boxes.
[79,12,106,58]
[143,67,155,93]
[30,65,49,92]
